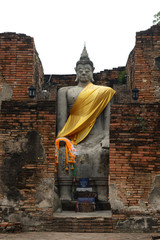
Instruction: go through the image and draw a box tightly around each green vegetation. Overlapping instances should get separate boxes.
[153,11,160,25]
[118,70,126,84]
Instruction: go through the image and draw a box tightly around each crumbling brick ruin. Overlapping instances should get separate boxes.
[0,25,159,232]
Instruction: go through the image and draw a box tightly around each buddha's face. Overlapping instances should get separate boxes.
[76,64,93,83]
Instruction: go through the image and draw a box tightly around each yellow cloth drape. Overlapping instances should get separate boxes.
[57,82,116,144]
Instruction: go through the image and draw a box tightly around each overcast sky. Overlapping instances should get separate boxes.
[1,0,159,74]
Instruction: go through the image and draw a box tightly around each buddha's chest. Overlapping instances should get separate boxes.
[67,87,82,109]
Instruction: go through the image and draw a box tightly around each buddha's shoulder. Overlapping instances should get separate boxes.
[58,85,81,94]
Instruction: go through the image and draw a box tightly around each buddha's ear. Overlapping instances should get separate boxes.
[91,67,95,82]
[75,67,79,82]
[75,75,79,83]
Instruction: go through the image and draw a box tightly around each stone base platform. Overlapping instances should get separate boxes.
[43,210,113,233]
[54,210,112,218]
[61,200,111,211]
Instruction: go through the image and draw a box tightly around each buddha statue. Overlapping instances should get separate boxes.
[56,46,115,205]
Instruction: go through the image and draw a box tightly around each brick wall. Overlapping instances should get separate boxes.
[0,101,56,230]
[0,27,160,232]
[126,24,160,103]
[44,66,129,103]
[0,32,44,101]
[109,103,160,211]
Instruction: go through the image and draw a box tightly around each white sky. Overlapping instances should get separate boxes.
[0,0,159,74]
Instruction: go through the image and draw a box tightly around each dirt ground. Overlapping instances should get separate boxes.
[0,232,159,240]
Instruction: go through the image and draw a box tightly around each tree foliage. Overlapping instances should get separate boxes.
[118,70,126,85]
[153,11,160,25]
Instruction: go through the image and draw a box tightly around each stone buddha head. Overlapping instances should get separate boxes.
[75,46,95,83]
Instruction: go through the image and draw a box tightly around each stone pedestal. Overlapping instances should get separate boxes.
[58,178,73,201]
[56,141,110,211]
